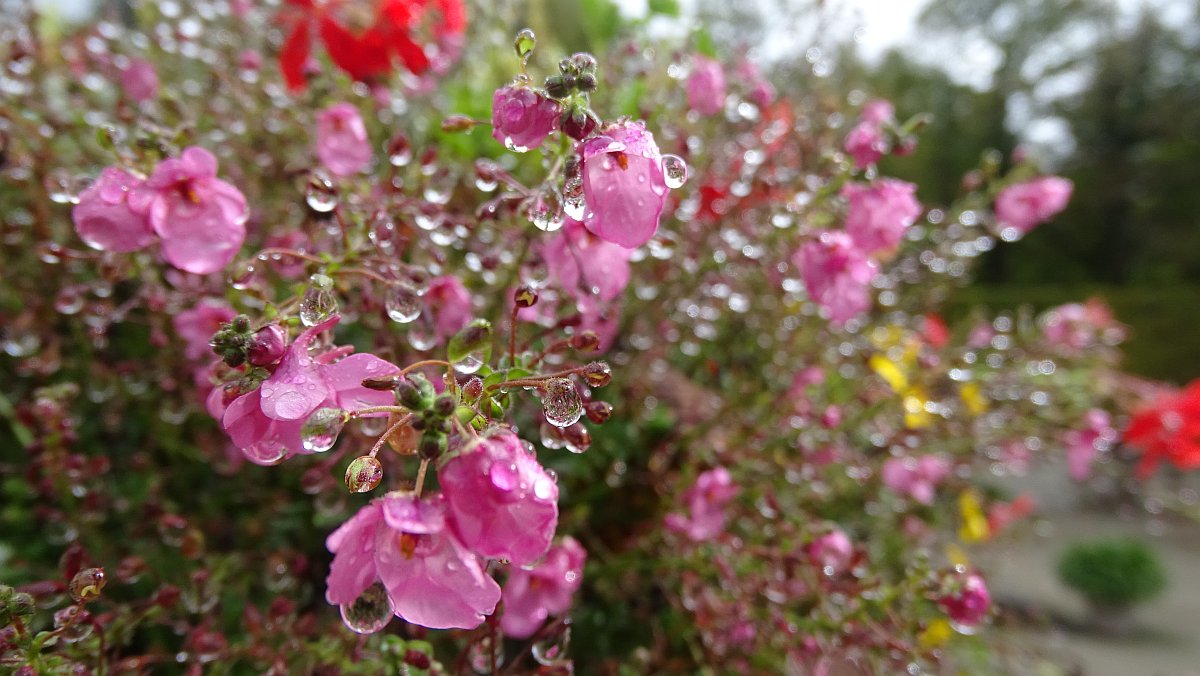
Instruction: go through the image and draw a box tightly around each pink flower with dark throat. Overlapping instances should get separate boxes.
[793,231,878,325]
[72,167,154,253]
[579,121,669,248]
[543,219,632,302]
[315,103,373,176]
[843,179,921,255]
[491,84,560,152]
[994,176,1072,235]
[500,537,586,639]
[325,492,501,630]
[687,55,726,117]
[128,147,248,275]
[440,430,559,566]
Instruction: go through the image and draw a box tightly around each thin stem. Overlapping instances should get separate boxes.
[337,266,392,284]
[251,247,326,264]
[529,338,570,367]
[348,405,411,419]
[400,359,452,376]
[414,459,430,496]
[508,302,520,365]
[369,414,412,458]
[483,366,587,395]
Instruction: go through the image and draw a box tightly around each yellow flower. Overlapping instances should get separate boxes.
[960,382,987,416]
[903,391,933,429]
[870,353,909,393]
[958,490,991,543]
[919,618,954,649]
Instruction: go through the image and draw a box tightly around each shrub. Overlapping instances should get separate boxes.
[1058,538,1167,609]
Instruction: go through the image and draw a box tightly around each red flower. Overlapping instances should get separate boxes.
[277,0,466,91]
[1126,379,1200,477]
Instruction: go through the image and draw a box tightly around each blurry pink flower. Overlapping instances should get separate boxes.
[844,123,887,169]
[575,295,621,353]
[994,176,1072,235]
[939,571,991,627]
[128,147,248,274]
[861,99,895,124]
[544,219,632,302]
[881,454,951,505]
[426,276,473,342]
[687,56,726,117]
[808,529,853,574]
[665,467,738,541]
[120,58,159,102]
[315,103,372,176]
[441,430,559,566]
[173,299,236,362]
[238,49,262,70]
[491,84,560,151]
[72,167,154,253]
[579,121,668,248]
[1063,409,1117,481]
[500,537,586,639]
[222,315,398,463]
[737,60,775,107]
[793,231,877,324]
[326,492,501,630]
[842,179,921,254]
[1042,298,1124,352]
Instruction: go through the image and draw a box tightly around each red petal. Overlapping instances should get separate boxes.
[391,32,430,74]
[280,22,312,91]
[319,18,394,81]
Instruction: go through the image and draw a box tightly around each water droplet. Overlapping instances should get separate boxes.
[532,626,571,666]
[339,581,393,634]
[243,442,287,466]
[387,134,413,166]
[230,262,258,290]
[299,273,338,326]
[514,28,536,62]
[301,407,346,453]
[406,313,438,351]
[468,635,504,675]
[662,154,688,189]
[541,378,583,427]
[453,351,485,374]
[385,283,422,323]
[539,422,565,450]
[529,191,564,232]
[46,168,83,204]
[53,605,94,643]
[305,171,339,212]
[345,456,383,493]
[69,567,106,603]
[504,136,530,153]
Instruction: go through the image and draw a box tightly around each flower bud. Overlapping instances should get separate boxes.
[361,374,402,391]
[514,285,539,308]
[571,52,598,75]
[583,361,612,387]
[247,324,287,366]
[232,315,251,333]
[561,106,599,142]
[69,567,106,603]
[395,380,424,410]
[585,400,613,424]
[405,649,432,670]
[462,377,484,403]
[544,75,571,100]
[577,73,597,92]
[10,592,34,618]
[433,394,456,418]
[569,331,600,352]
[441,115,477,133]
[418,431,447,460]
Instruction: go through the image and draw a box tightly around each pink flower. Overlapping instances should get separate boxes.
[221,315,398,463]
[315,103,372,177]
[793,231,877,324]
[440,430,559,566]
[491,84,560,151]
[426,276,473,342]
[173,299,236,362]
[664,467,738,541]
[326,492,501,630]
[500,537,586,639]
[71,167,154,253]
[128,147,248,275]
[994,176,1072,235]
[861,99,895,125]
[1041,298,1124,352]
[1063,409,1116,481]
[737,60,775,107]
[842,179,921,254]
[579,121,669,249]
[687,56,726,117]
[543,219,632,302]
[807,529,853,574]
[939,571,991,627]
[120,58,159,102]
[881,454,951,505]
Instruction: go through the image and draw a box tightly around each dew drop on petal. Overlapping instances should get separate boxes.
[301,407,346,453]
[339,582,393,634]
[662,154,688,189]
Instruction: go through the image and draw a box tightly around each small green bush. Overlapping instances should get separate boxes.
[1058,538,1167,609]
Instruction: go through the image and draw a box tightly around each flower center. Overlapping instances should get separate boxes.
[398,532,419,559]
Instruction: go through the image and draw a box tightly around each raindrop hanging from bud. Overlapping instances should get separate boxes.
[299,274,338,326]
[514,28,536,63]
[541,378,583,427]
[561,422,591,454]
[305,170,339,212]
[339,581,393,634]
[662,155,688,189]
[301,407,346,453]
[345,456,383,493]
[385,283,422,323]
[532,625,572,666]
[387,133,413,167]
[528,191,565,232]
[69,567,106,603]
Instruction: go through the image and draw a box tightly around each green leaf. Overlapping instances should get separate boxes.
[446,319,493,365]
[648,0,680,16]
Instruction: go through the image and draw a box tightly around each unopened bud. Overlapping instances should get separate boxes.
[582,361,612,387]
[247,324,287,366]
[585,400,613,424]
[569,331,600,352]
[69,567,106,603]
[441,115,477,133]
[544,75,571,99]
[514,286,538,308]
[462,377,484,403]
[395,380,423,410]
[433,394,456,418]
